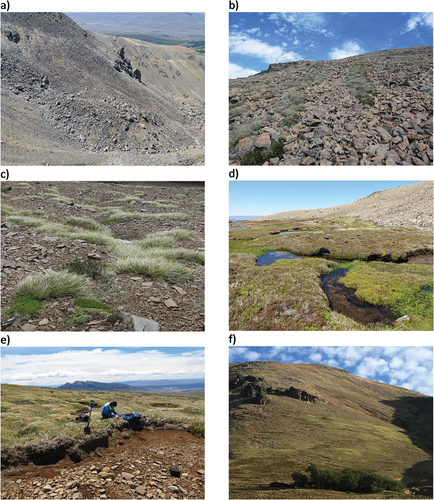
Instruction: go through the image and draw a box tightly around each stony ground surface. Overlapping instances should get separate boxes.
[1,430,204,499]
[256,181,433,230]
[1,182,205,332]
[1,13,204,166]
[229,46,433,166]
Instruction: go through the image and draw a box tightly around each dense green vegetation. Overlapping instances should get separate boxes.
[292,464,405,493]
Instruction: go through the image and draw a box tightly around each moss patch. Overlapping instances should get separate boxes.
[339,261,433,330]
[64,298,116,326]
[5,295,44,318]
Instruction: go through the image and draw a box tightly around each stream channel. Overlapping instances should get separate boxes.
[255,251,398,325]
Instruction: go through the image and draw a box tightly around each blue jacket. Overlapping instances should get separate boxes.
[101,402,117,417]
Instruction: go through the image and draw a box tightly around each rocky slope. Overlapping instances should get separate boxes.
[230,362,433,497]
[1,13,204,166]
[229,46,433,166]
[256,181,433,230]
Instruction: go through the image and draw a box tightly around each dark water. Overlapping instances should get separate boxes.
[321,269,398,325]
[256,251,300,267]
[422,286,433,292]
[279,231,304,235]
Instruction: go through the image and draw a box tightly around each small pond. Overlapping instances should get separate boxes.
[230,226,247,230]
[256,251,300,267]
[321,269,398,325]
[279,231,304,235]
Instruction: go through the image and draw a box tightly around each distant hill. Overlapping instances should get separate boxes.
[257,181,433,230]
[66,12,205,40]
[230,361,432,498]
[59,379,204,393]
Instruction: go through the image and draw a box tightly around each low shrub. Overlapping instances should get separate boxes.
[62,259,104,279]
[292,463,405,493]
[229,119,265,151]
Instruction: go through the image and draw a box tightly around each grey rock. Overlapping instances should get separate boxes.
[121,312,161,332]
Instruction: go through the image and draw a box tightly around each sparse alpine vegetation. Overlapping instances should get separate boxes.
[1,181,205,331]
[229,46,433,165]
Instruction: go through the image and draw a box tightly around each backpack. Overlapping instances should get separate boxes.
[75,415,89,423]
[123,412,142,421]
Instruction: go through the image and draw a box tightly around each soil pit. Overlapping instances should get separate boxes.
[1,428,204,499]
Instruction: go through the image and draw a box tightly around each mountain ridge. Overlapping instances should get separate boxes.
[1,12,204,165]
[255,181,433,230]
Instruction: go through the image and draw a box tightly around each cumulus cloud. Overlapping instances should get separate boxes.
[229,32,302,64]
[229,346,433,395]
[329,41,364,59]
[2,348,204,386]
[229,62,258,79]
[401,13,433,34]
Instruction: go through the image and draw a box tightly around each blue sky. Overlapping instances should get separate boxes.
[229,346,433,395]
[229,180,421,216]
[1,348,204,387]
[229,12,433,78]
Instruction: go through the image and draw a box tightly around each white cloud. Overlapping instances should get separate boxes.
[229,32,302,64]
[246,27,260,35]
[329,41,364,59]
[229,62,258,79]
[401,13,433,34]
[2,348,204,386]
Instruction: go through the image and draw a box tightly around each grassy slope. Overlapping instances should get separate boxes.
[1,384,204,447]
[229,363,432,499]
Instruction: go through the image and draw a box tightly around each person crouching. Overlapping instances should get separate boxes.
[101,401,119,419]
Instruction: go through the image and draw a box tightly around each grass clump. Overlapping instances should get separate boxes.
[111,256,193,282]
[139,229,195,248]
[188,420,205,438]
[63,216,111,234]
[62,259,104,279]
[15,271,88,300]
[292,463,405,493]
[5,295,44,317]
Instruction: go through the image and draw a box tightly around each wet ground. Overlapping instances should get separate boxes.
[321,269,398,325]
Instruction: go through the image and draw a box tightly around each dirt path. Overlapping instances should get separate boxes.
[1,431,204,499]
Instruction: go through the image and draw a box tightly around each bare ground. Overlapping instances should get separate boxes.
[1,429,204,499]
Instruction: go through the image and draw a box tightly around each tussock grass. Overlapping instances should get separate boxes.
[139,229,195,247]
[15,271,88,300]
[64,216,111,234]
[101,209,189,223]
[1,384,204,447]
[111,256,193,281]
[107,195,141,203]
[5,212,201,284]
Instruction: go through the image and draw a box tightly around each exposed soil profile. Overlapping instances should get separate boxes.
[2,425,205,499]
